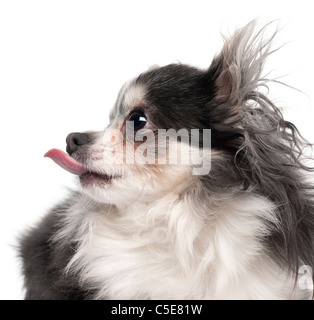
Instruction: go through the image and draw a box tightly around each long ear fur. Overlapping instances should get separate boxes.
[208,20,314,284]
[210,20,277,105]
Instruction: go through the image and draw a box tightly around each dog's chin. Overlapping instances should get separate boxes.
[79,173,144,206]
[80,180,117,204]
[78,171,121,203]
[79,171,119,188]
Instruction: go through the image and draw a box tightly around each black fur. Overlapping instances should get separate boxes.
[136,60,314,280]
[19,22,314,299]
[20,195,93,299]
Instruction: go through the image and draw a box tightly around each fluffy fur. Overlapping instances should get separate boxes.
[20,21,314,299]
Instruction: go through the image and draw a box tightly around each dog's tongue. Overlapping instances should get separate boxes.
[44,149,88,175]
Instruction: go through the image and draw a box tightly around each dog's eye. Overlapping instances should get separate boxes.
[128,111,147,130]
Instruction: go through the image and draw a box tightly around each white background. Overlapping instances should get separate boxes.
[1,0,314,300]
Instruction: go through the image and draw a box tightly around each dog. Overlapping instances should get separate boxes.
[20,21,314,299]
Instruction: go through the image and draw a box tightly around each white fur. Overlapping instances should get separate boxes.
[54,189,310,299]
[123,83,146,110]
[50,21,313,300]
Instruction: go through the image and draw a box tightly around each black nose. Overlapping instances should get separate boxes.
[66,132,90,155]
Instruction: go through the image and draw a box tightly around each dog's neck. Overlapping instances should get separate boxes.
[53,190,308,299]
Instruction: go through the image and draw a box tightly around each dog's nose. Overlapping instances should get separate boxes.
[66,132,90,155]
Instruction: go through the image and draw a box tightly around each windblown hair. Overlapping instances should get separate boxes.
[19,20,314,300]
[207,21,314,279]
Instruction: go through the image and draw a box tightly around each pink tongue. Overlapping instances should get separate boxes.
[44,149,88,175]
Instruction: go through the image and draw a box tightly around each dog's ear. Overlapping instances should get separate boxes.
[208,20,277,107]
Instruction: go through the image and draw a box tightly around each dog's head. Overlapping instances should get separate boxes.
[46,62,218,205]
[45,21,307,208]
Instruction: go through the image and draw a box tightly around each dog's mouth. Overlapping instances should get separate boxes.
[44,149,119,185]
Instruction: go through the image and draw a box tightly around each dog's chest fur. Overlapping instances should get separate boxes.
[55,193,308,299]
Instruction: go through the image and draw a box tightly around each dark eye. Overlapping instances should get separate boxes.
[128,110,147,130]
